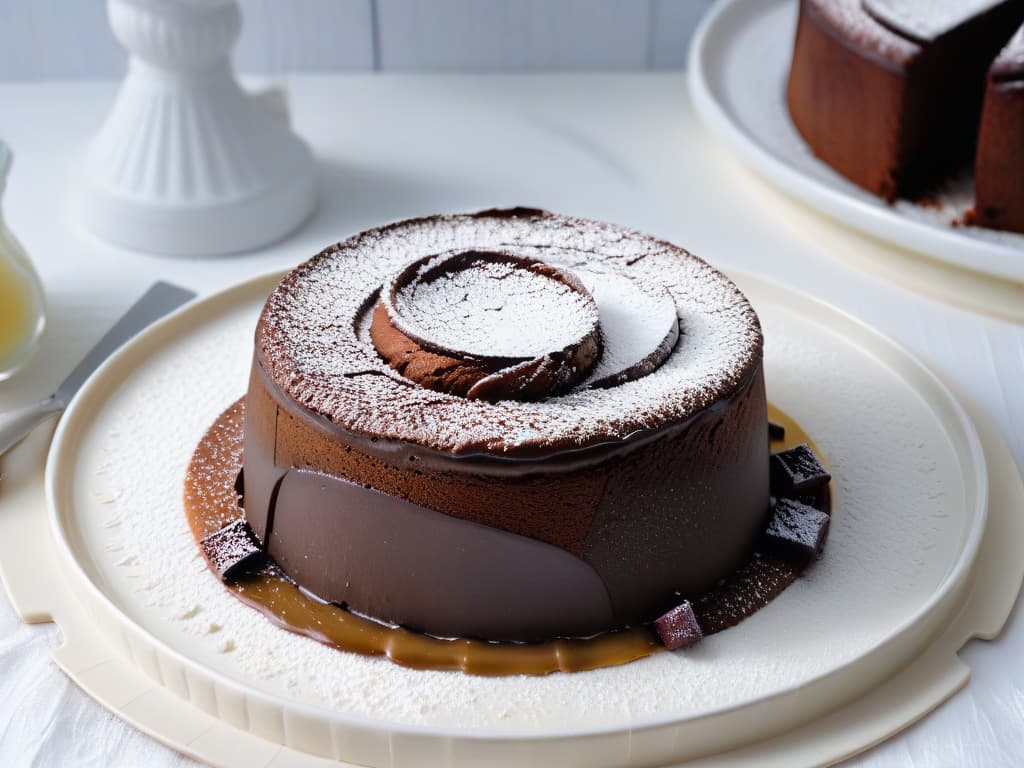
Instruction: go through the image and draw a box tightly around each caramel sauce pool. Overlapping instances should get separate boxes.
[184,401,827,676]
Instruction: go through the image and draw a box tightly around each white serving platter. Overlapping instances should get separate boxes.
[0,269,1019,766]
[688,0,1024,287]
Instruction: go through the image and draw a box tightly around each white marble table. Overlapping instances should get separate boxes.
[0,73,1021,767]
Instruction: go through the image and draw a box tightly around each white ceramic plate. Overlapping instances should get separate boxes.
[688,0,1024,285]
[43,270,989,766]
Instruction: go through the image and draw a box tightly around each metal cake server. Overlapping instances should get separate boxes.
[0,281,196,458]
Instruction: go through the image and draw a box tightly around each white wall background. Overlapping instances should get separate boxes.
[0,0,714,80]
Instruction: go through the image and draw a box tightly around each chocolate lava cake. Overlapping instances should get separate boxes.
[238,209,773,644]
[788,0,1024,232]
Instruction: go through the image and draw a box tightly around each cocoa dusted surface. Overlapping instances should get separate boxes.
[254,209,763,457]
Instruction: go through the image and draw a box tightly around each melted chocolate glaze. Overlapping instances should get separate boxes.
[184,401,829,676]
[267,468,616,641]
[242,361,769,641]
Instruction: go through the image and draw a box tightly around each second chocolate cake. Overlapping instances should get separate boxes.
[241,208,769,643]
[787,0,1024,231]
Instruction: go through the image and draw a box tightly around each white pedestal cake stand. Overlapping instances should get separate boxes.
[78,0,317,257]
[0,270,1021,767]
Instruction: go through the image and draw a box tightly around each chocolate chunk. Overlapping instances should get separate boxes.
[654,600,703,650]
[761,499,829,568]
[770,443,831,496]
[200,519,265,580]
[768,421,785,441]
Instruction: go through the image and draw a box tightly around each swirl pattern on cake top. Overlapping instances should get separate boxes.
[256,208,761,457]
[371,249,604,401]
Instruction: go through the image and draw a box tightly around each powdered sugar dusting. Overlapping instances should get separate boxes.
[809,0,919,63]
[389,252,598,360]
[863,0,1004,42]
[579,269,679,387]
[992,23,1024,75]
[258,211,762,455]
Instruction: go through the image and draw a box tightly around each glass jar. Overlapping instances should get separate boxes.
[0,141,46,381]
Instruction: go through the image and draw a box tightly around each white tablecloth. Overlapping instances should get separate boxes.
[0,73,1021,767]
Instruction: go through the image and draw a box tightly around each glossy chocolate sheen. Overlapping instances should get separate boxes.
[787,0,1024,200]
[188,401,823,675]
[268,468,615,640]
[243,360,769,641]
